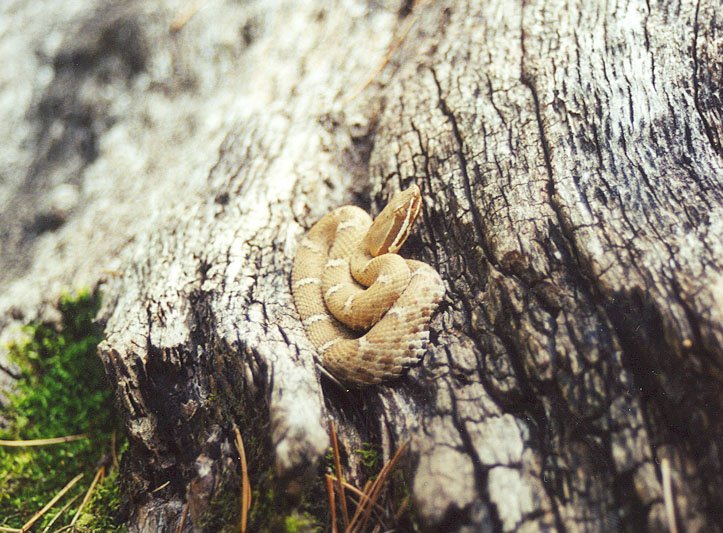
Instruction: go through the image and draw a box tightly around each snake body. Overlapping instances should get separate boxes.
[292,186,445,385]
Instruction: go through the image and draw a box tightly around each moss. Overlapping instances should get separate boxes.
[324,447,334,468]
[355,442,381,472]
[283,511,321,533]
[0,290,125,531]
[73,462,126,532]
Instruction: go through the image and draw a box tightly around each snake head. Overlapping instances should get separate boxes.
[366,185,423,256]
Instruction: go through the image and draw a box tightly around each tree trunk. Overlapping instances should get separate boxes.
[1,0,720,531]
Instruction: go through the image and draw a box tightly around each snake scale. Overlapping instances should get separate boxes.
[291,185,445,385]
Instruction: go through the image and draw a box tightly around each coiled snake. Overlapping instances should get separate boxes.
[292,185,445,385]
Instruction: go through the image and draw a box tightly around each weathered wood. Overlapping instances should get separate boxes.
[1,0,720,531]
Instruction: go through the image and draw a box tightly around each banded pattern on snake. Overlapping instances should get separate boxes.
[291,185,445,385]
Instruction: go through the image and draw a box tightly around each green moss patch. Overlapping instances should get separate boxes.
[0,290,125,531]
[355,442,381,473]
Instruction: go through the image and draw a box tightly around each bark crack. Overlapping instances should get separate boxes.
[691,0,721,156]
[429,66,494,266]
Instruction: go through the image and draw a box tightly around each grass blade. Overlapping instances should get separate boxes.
[21,473,83,532]
[0,434,87,447]
[41,493,81,533]
[661,458,678,533]
[325,474,338,533]
[234,427,251,533]
[70,465,105,526]
[329,421,350,529]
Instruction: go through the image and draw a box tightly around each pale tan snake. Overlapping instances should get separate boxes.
[292,185,445,385]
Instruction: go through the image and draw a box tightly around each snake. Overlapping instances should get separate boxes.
[291,185,445,386]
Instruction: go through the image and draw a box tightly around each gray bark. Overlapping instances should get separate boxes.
[1,0,720,531]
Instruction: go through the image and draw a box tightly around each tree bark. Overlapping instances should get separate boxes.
[1,0,720,531]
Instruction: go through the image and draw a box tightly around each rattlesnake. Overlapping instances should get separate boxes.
[291,185,445,385]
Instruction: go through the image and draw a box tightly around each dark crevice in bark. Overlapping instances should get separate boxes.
[430,67,497,271]
[435,503,485,533]
[605,286,722,514]
[409,119,447,271]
